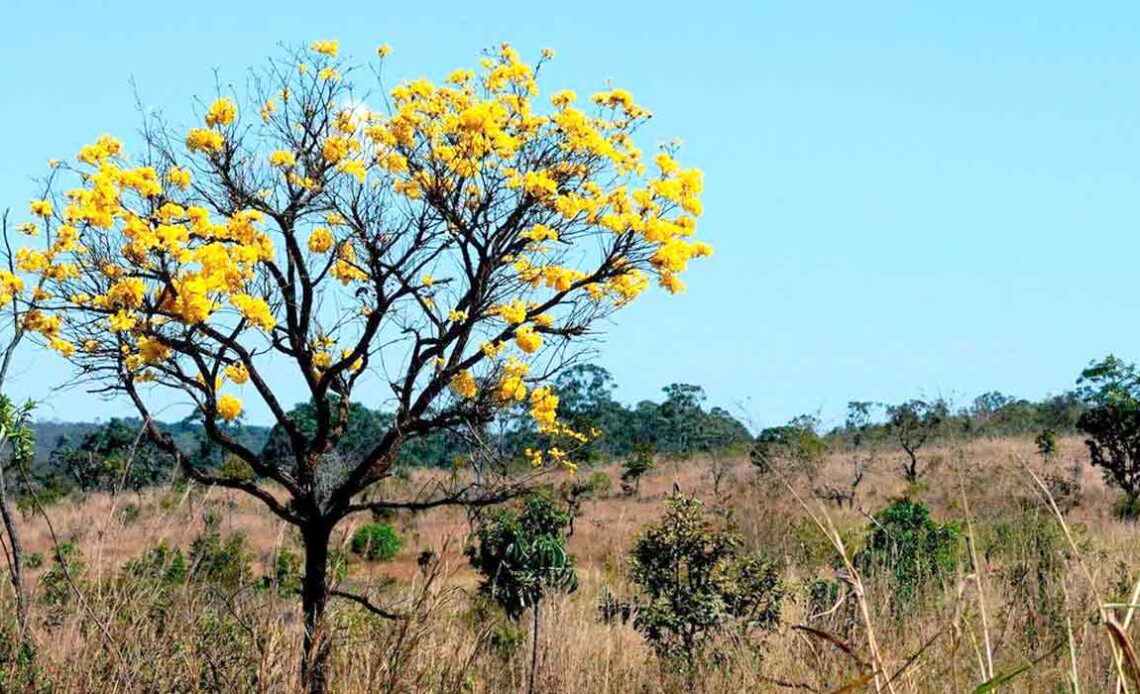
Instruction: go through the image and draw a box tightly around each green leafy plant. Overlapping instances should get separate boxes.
[750,414,827,479]
[467,493,577,694]
[350,523,404,562]
[123,541,187,584]
[187,519,253,589]
[856,499,962,608]
[628,494,783,678]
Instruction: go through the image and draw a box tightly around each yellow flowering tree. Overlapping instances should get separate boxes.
[11,40,708,691]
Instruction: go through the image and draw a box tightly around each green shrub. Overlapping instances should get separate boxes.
[350,523,403,562]
[40,542,85,618]
[270,548,303,594]
[466,493,577,620]
[856,499,962,607]
[628,494,783,674]
[188,525,253,589]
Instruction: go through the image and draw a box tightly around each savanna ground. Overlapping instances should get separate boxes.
[1,434,1135,692]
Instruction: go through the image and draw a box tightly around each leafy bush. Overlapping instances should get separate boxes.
[750,415,827,478]
[628,494,783,673]
[350,523,403,562]
[188,524,253,589]
[856,499,961,607]
[467,493,577,621]
[39,542,85,623]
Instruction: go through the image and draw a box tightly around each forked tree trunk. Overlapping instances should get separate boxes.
[301,522,333,694]
[0,460,30,660]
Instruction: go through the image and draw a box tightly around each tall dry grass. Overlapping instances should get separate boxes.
[1,435,1139,692]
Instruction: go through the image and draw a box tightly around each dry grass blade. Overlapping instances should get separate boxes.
[792,624,870,671]
[826,672,877,694]
[783,479,894,694]
[1108,617,1140,690]
[1022,459,1131,694]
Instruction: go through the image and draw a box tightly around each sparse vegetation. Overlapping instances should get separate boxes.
[3,18,1140,694]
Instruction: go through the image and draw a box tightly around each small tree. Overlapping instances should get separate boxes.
[750,414,827,478]
[0,397,36,662]
[885,398,946,482]
[10,39,710,691]
[814,401,877,508]
[1076,356,1140,516]
[621,443,655,495]
[467,493,577,694]
[628,494,783,679]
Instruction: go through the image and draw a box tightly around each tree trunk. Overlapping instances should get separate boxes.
[301,522,333,694]
[528,600,541,694]
[0,460,31,660]
[904,449,919,483]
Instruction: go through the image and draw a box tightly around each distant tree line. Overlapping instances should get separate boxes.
[20,365,753,496]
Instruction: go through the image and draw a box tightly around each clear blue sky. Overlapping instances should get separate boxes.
[2,0,1138,429]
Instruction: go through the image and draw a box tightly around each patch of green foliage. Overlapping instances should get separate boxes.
[856,499,962,608]
[350,523,404,562]
[628,494,783,674]
[466,492,577,621]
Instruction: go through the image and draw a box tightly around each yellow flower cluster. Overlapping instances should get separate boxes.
[231,293,276,331]
[269,150,296,168]
[166,166,192,190]
[495,357,528,402]
[450,369,477,399]
[186,128,224,153]
[497,299,528,324]
[205,98,237,128]
[311,40,339,57]
[217,394,243,421]
[308,227,334,253]
[225,362,249,384]
[0,271,23,309]
[514,325,542,354]
[529,386,558,431]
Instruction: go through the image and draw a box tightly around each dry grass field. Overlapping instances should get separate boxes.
[3,434,1139,692]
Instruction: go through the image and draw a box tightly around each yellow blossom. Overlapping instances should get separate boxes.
[205,97,237,128]
[231,293,276,331]
[497,299,527,324]
[514,325,543,354]
[269,150,296,168]
[308,227,334,253]
[166,166,192,190]
[311,39,339,57]
[186,128,224,153]
[225,362,249,384]
[450,370,477,399]
[216,395,243,421]
[109,310,137,333]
